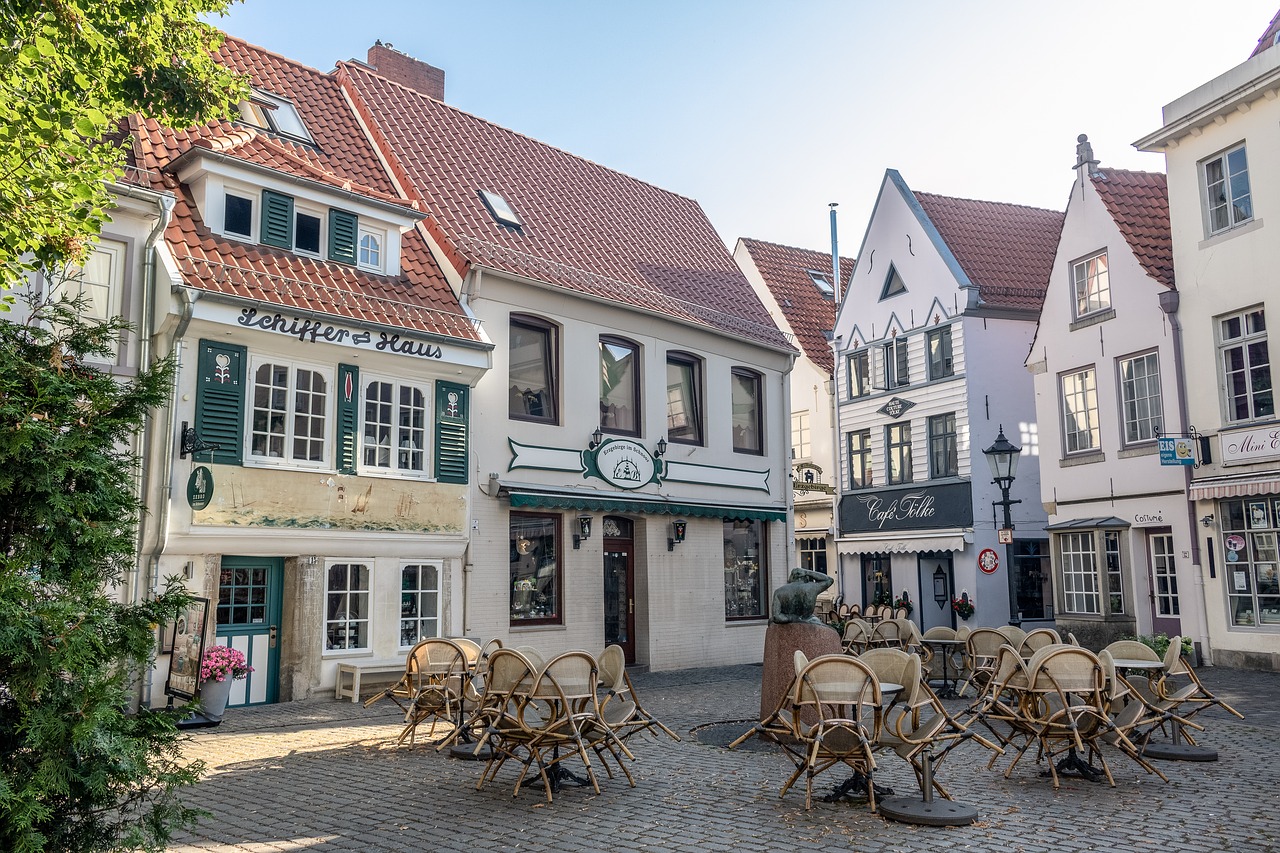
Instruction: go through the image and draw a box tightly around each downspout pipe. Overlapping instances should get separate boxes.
[1158,289,1212,664]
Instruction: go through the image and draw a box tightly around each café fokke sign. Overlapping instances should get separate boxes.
[1220,425,1280,466]
[838,481,974,534]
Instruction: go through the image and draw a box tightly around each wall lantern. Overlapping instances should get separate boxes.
[655,438,668,458]
[1201,514,1216,528]
[668,518,688,552]
[588,427,604,450]
[573,514,593,549]
[933,565,948,609]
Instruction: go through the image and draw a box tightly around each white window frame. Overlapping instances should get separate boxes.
[292,202,325,258]
[848,350,870,398]
[359,375,431,478]
[791,410,811,460]
[1202,143,1252,235]
[223,191,255,240]
[324,561,370,653]
[1071,250,1111,320]
[247,357,334,470]
[1117,351,1162,445]
[1218,307,1273,424]
[1059,532,1100,615]
[52,238,127,357]
[398,561,442,649]
[358,226,385,272]
[927,326,954,380]
[1060,366,1100,455]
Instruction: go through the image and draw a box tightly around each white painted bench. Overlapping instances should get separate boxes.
[334,660,405,703]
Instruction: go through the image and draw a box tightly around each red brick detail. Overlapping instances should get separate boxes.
[366,43,445,100]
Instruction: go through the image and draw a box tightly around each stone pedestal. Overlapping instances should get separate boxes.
[760,621,842,722]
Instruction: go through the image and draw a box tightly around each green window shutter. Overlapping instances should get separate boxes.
[261,190,294,248]
[337,363,360,475]
[434,380,469,484]
[194,339,247,464]
[328,209,358,264]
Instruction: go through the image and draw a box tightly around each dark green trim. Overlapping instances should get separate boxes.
[506,490,785,522]
[328,208,358,264]
[261,189,294,248]
[194,339,246,464]
[337,363,359,475]
[434,380,468,483]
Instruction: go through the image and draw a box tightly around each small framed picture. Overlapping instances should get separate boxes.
[165,597,210,701]
[1249,500,1270,530]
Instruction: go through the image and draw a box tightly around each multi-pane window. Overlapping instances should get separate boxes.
[928,413,958,478]
[358,228,383,271]
[1150,533,1180,619]
[848,351,871,398]
[251,361,329,464]
[1060,367,1099,454]
[509,315,557,423]
[883,338,909,387]
[510,513,561,624]
[886,423,912,485]
[791,410,811,460]
[600,336,640,435]
[724,519,767,619]
[399,563,440,648]
[57,239,124,326]
[1118,352,1162,444]
[325,563,369,651]
[731,368,763,455]
[1059,532,1099,614]
[363,379,427,473]
[1220,498,1280,628]
[798,536,827,574]
[1203,144,1252,234]
[666,352,703,445]
[1219,307,1272,423]
[927,326,954,379]
[1071,251,1110,319]
[1105,530,1123,614]
[847,429,872,489]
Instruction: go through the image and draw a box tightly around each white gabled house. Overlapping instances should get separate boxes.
[1026,142,1203,651]
[832,169,1062,632]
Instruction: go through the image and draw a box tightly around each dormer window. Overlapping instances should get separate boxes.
[359,227,384,271]
[238,90,313,144]
[295,210,322,255]
[479,189,522,228]
[225,193,253,237]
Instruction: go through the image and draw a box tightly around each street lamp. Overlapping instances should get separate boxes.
[983,425,1022,626]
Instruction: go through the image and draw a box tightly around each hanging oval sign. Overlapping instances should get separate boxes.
[187,466,214,510]
[1226,534,1246,552]
[592,439,657,490]
[978,548,999,574]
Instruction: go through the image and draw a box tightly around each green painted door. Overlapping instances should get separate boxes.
[215,556,283,706]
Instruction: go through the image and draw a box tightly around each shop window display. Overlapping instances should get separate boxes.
[510,513,561,624]
[724,519,767,619]
[1221,498,1280,627]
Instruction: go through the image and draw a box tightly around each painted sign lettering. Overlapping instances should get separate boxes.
[237,307,444,361]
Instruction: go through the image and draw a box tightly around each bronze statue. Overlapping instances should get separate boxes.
[770,568,834,625]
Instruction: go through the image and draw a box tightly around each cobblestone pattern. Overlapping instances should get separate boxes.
[168,665,1279,852]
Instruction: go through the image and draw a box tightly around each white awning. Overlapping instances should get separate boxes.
[836,531,969,555]
[1188,471,1280,501]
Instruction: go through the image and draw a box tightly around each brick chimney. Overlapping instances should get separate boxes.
[366,41,445,100]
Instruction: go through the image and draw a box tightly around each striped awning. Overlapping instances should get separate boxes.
[505,486,786,522]
[836,531,968,554]
[1188,471,1280,501]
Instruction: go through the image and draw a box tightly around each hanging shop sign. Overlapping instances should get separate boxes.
[978,548,999,574]
[1220,425,1280,466]
[187,466,214,510]
[506,438,771,493]
[1158,437,1197,466]
[838,480,973,534]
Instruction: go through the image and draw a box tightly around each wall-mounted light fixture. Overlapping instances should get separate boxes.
[933,565,948,609]
[588,427,604,450]
[655,438,668,458]
[179,421,222,459]
[668,518,687,552]
[573,513,593,549]
[1201,514,1216,528]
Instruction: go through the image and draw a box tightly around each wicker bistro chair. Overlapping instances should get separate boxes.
[869,619,905,649]
[363,638,432,715]
[471,648,548,797]
[841,619,872,654]
[1151,637,1245,732]
[997,625,1028,650]
[779,654,884,811]
[597,644,680,743]
[1018,628,1062,657]
[963,643,1034,759]
[919,626,955,684]
[395,638,473,747]
[957,628,1007,698]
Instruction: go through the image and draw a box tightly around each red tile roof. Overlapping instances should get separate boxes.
[1250,9,1280,57]
[338,63,791,350]
[126,37,477,343]
[913,192,1063,312]
[1091,168,1174,289]
[738,239,853,372]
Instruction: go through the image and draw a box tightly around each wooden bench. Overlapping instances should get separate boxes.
[334,660,405,703]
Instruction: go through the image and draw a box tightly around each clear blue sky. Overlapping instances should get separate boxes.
[215,0,1278,255]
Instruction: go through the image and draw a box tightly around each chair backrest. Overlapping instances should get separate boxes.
[846,603,862,618]
[514,645,545,670]
[1066,632,1082,647]
[1019,628,1061,655]
[896,618,922,646]
[452,637,482,666]
[598,644,626,691]
[859,647,915,692]
[991,644,1030,691]
[414,637,468,679]
[893,606,910,620]
[921,625,956,641]
[480,638,504,659]
[793,649,810,675]
[1102,639,1160,662]
[1027,646,1104,697]
[485,647,538,697]
[534,650,599,705]
[966,627,1007,661]
[997,625,1028,648]
[1163,636,1191,675]
[955,625,971,641]
[843,620,870,642]
[794,654,882,719]
[871,619,903,646]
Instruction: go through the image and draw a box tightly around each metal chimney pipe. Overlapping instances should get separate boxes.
[829,202,840,302]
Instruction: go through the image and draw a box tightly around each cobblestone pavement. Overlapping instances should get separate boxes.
[169,664,1280,852]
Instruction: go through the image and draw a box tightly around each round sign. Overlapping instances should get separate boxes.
[1226,534,1246,552]
[187,465,214,511]
[593,439,657,490]
[978,548,999,574]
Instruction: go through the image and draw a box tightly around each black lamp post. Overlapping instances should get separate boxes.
[983,425,1022,626]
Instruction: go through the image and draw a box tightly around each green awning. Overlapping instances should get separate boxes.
[506,488,786,522]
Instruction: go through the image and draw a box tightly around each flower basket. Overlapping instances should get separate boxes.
[200,645,253,683]
[893,592,913,616]
[952,593,975,621]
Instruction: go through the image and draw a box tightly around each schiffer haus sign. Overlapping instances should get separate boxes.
[838,481,974,534]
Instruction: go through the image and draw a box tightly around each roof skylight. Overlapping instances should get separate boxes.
[237,90,313,144]
[806,270,834,296]
[479,189,523,228]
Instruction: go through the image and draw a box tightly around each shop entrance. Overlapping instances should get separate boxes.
[215,556,282,707]
[602,516,636,664]
[1147,531,1181,636]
